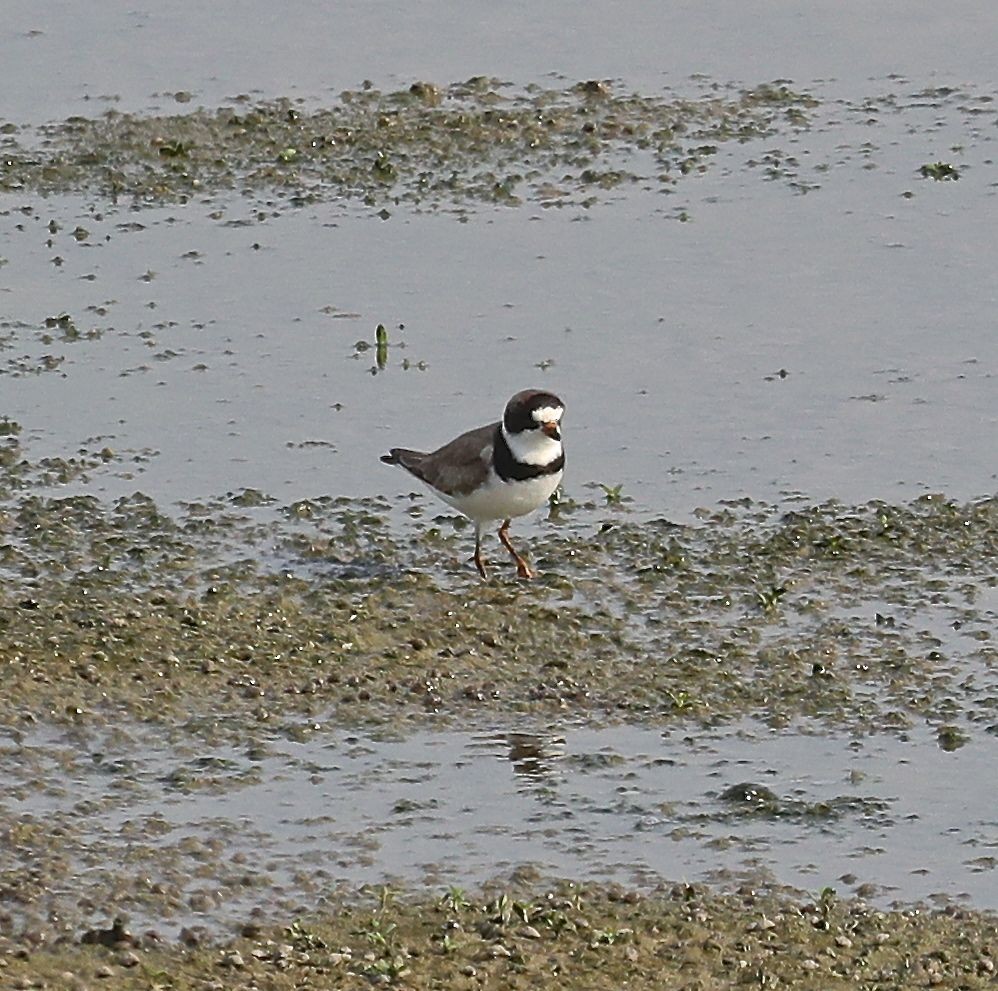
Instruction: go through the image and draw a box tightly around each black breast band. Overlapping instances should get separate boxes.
[492,426,564,482]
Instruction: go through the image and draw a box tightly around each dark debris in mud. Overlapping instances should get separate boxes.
[2,879,995,990]
[0,456,995,737]
[0,78,817,210]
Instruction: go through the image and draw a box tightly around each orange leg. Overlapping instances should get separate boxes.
[473,524,489,580]
[498,519,534,579]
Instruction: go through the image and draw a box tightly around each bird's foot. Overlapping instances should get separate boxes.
[497,519,534,580]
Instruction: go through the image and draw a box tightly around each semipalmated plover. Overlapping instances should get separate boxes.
[381,390,565,579]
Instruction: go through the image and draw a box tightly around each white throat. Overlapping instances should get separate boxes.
[501,423,563,466]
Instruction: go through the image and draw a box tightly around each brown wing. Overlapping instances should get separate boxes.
[382,422,497,496]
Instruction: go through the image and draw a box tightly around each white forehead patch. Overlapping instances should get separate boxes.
[531,405,563,424]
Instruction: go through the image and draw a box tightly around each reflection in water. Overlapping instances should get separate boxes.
[2,718,994,937]
[486,731,567,778]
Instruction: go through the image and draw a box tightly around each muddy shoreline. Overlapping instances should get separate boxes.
[3,879,995,990]
[2,73,996,988]
[1,475,994,733]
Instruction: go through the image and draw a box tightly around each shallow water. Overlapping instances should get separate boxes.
[5,1,998,121]
[1,0,996,950]
[2,81,996,516]
[2,717,995,935]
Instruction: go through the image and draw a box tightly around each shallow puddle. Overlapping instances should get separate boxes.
[2,716,995,939]
[2,76,995,513]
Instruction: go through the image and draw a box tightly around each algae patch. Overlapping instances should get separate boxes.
[2,880,995,991]
[0,78,817,210]
[0,461,994,736]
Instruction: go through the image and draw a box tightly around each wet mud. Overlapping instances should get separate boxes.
[2,73,996,988]
[2,880,995,990]
[0,468,994,734]
[1,79,816,212]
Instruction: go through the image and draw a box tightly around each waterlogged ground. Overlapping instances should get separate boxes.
[0,466,995,732]
[3,881,997,991]
[1,34,997,990]
[0,78,814,212]
[0,460,996,955]
[1,75,995,509]
[4,716,998,938]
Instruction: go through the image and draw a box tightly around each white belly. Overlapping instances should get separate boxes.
[438,469,563,523]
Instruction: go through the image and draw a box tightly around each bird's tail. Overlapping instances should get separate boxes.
[380,448,426,470]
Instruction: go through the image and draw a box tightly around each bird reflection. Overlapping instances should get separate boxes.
[500,732,566,778]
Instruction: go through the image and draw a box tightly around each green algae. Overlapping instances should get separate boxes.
[0,79,817,210]
[1,468,995,986]
[0,465,994,736]
[2,880,995,990]
[2,75,994,227]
